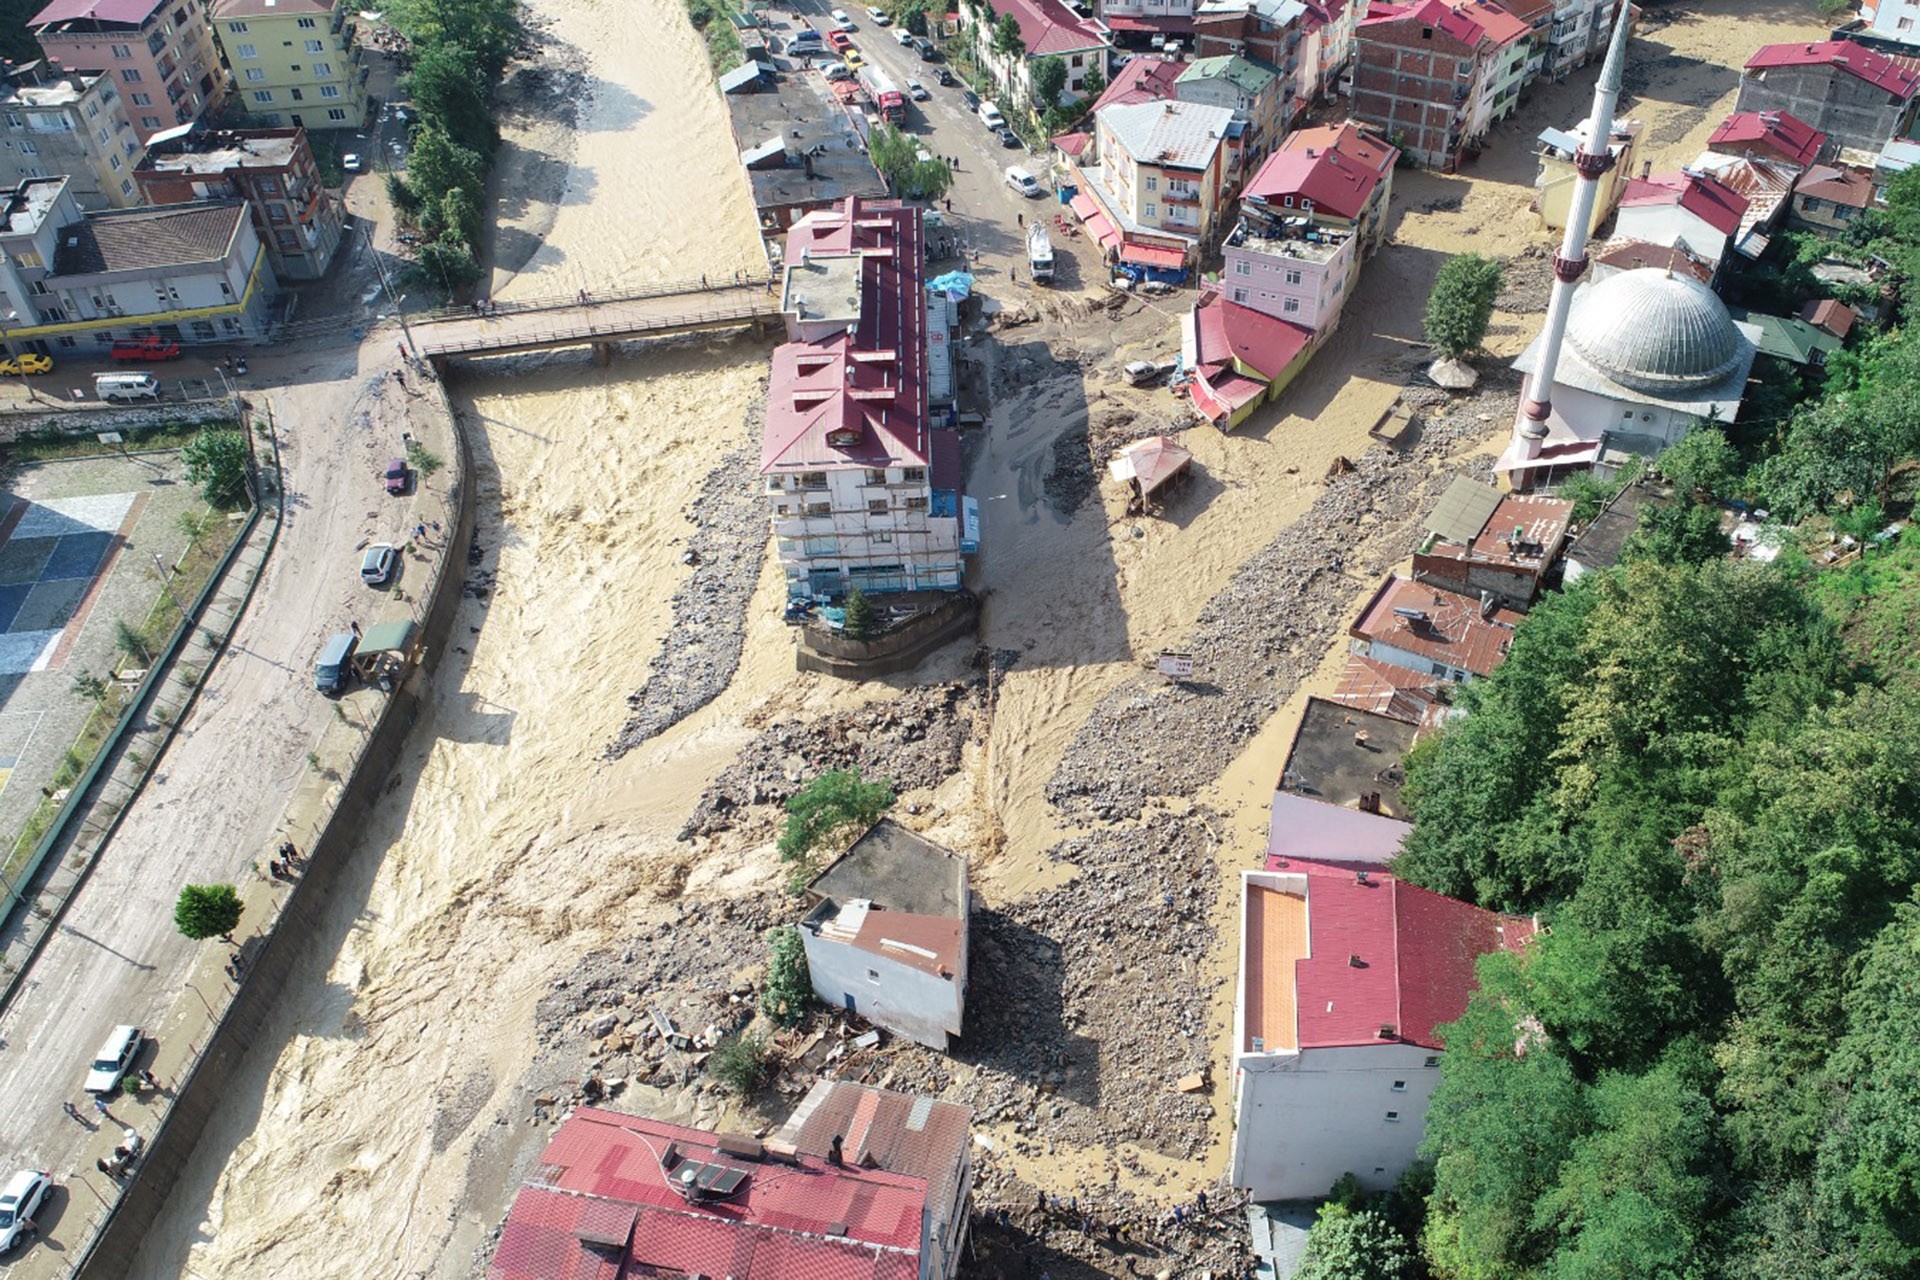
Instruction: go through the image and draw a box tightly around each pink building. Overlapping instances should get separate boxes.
[30,0,225,142]
[1224,121,1397,332]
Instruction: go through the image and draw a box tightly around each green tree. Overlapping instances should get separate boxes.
[777,769,895,882]
[70,669,108,703]
[174,883,243,942]
[764,926,813,1028]
[404,42,498,155]
[1656,425,1740,498]
[709,1029,770,1094]
[992,12,1024,58]
[1029,54,1067,110]
[385,171,423,219]
[844,586,877,639]
[1295,1203,1412,1280]
[1422,254,1504,359]
[399,0,522,79]
[183,426,250,507]
[1078,62,1106,104]
[415,234,483,292]
[405,123,486,219]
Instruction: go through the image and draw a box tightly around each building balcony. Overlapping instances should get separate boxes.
[1163,188,1199,205]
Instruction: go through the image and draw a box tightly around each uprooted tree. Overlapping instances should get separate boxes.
[763,926,814,1028]
[777,768,895,890]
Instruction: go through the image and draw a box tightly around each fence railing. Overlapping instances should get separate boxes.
[420,302,780,356]
[418,273,778,325]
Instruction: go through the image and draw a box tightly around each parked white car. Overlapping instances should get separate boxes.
[866,5,890,23]
[85,1024,142,1095]
[978,101,1006,131]
[906,77,929,99]
[1005,165,1042,197]
[832,8,856,30]
[0,1171,50,1255]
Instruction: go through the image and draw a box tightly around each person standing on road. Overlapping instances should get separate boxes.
[62,1101,81,1122]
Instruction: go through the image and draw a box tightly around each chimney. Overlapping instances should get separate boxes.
[1640,159,1652,179]
[829,1135,844,1167]
[1518,0,1632,444]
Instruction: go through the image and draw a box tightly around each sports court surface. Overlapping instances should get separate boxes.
[0,493,143,677]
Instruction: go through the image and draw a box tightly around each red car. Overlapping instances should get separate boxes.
[828,29,852,49]
[383,458,410,495]
[110,336,182,362]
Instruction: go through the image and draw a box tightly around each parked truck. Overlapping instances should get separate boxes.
[1027,221,1055,284]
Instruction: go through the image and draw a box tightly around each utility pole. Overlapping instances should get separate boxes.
[363,222,417,357]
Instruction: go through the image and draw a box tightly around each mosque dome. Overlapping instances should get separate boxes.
[1564,268,1746,395]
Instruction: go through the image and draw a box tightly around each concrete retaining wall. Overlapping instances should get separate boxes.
[795,591,978,678]
[72,371,476,1277]
[0,400,237,444]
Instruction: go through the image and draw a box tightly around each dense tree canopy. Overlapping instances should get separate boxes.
[1422,255,1503,359]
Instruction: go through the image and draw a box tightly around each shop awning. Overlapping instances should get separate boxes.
[1120,241,1187,270]
[1493,438,1603,472]
[1069,193,1123,250]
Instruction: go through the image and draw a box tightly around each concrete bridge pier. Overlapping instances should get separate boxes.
[591,341,615,367]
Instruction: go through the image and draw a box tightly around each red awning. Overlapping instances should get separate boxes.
[1120,241,1187,270]
[1070,193,1122,250]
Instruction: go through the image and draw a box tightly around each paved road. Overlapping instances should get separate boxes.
[0,324,416,1272]
[414,280,779,357]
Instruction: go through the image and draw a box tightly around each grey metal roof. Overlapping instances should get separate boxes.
[806,818,967,919]
[1563,268,1747,394]
[51,201,244,277]
[1426,476,1504,544]
[1099,99,1237,171]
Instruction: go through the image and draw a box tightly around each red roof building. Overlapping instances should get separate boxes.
[1707,109,1826,170]
[1231,858,1533,1199]
[1801,297,1857,339]
[487,1107,945,1280]
[1792,162,1879,233]
[1243,121,1398,226]
[1610,170,1749,273]
[1349,573,1521,682]
[1090,51,1185,114]
[1737,40,1920,154]
[1591,237,1715,284]
[1352,0,1525,170]
[1744,40,1920,98]
[1185,290,1313,428]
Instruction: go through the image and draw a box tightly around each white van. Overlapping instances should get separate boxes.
[978,101,1006,131]
[93,372,159,402]
[1005,165,1042,197]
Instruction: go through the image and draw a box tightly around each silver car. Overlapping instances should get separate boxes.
[360,543,397,586]
[0,1170,50,1254]
[85,1024,142,1094]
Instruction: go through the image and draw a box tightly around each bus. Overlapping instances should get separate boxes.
[858,64,906,123]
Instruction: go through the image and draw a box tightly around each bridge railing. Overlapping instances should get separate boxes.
[419,273,779,325]
[419,301,780,356]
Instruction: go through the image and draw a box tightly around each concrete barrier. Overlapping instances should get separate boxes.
[794,591,978,677]
[71,369,477,1277]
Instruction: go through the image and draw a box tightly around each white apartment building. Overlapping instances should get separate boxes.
[0,62,145,209]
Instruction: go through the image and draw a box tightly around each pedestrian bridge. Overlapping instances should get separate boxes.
[413,275,781,361]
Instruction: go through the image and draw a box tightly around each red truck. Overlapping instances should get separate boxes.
[110,336,181,362]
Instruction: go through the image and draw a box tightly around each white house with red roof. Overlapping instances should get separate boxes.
[766,197,967,602]
[1737,40,1920,155]
[1230,851,1535,1201]
[963,0,1111,112]
[1183,290,1314,427]
[1348,573,1521,683]
[1223,121,1397,333]
[1070,98,1240,273]
[488,1098,972,1280]
[1606,169,1748,280]
[1706,109,1827,171]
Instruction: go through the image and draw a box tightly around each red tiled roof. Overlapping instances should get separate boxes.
[1360,0,1526,49]
[1327,652,1450,727]
[765,199,928,474]
[1053,130,1092,158]
[1289,864,1533,1050]
[1618,171,1747,237]
[1746,39,1920,99]
[1193,290,1313,381]
[777,1081,972,1230]
[1708,110,1824,168]
[1243,121,1397,221]
[984,0,1109,57]
[1797,163,1875,209]
[1594,237,1714,283]
[1092,56,1183,114]
[489,1109,929,1280]
[1801,297,1857,338]
[30,0,160,27]
[1349,573,1521,678]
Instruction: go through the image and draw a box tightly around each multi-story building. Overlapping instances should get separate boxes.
[1101,0,1199,44]
[0,177,278,357]
[1547,0,1620,78]
[1230,849,1535,1202]
[1535,111,1641,234]
[1412,479,1572,611]
[963,0,1110,113]
[1226,121,1397,331]
[0,61,144,209]
[212,0,368,132]
[1706,108,1826,170]
[1859,0,1920,51]
[1790,162,1879,233]
[1074,98,1239,269]
[764,197,966,601]
[132,126,342,279]
[29,0,224,143]
[1176,52,1287,165]
[1608,169,1748,282]
[1351,0,1529,170]
[1193,0,1360,123]
[1738,40,1920,156]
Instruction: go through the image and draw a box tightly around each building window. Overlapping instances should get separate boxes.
[905,495,929,511]
[1385,1111,1401,1122]
[319,84,341,99]
[1233,259,1250,276]
[1283,297,1299,314]
[252,90,274,104]
[804,502,831,517]
[1425,1056,1440,1068]
[1284,268,1301,285]
[1392,1080,1407,1092]
[868,498,888,514]
[873,531,892,543]
[297,14,317,27]
[191,320,215,340]
[226,19,247,32]
[245,67,267,81]
[865,468,886,485]
[800,470,828,488]
[236,43,257,58]
[17,140,33,156]
[290,88,304,101]
[130,92,151,106]
[109,152,121,170]
[121,69,143,83]
[305,39,324,52]
[1231,288,1248,303]
[141,115,162,129]
[327,107,348,120]
[57,335,76,348]
[1145,175,1157,191]
[902,466,925,482]
[1145,203,1156,218]
[314,62,333,76]
[110,42,133,59]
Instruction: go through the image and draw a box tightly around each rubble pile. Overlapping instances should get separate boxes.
[607,397,769,758]
[1045,421,1098,517]
[1497,242,1553,315]
[679,678,982,840]
[1046,384,1516,822]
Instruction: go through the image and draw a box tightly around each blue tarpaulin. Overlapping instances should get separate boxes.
[928,271,975,299]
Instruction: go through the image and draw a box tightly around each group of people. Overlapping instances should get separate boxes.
[268,840,305,883]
